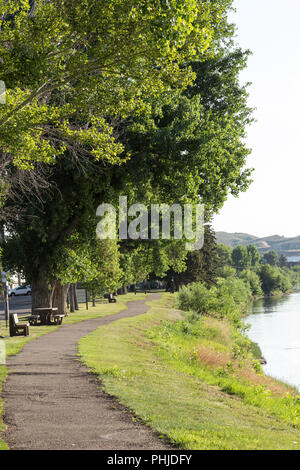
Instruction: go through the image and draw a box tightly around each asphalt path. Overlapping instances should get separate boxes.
[2,293,170,450]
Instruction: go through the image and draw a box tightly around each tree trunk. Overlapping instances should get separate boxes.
[117,286,127,295]
[31,271,55,313]
[69,284,75,313]
[85,289,89,310]
[74,285,79,310]
[52,282,70,315]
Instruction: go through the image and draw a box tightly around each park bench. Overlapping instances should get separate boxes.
[9,314,29,337]
[108,294,117,303]
[33,308,64,325]
[27,313,64,325]
[51,314,64,325]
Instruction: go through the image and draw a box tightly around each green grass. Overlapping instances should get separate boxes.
[78,294,300,450]
[0,292,150,450]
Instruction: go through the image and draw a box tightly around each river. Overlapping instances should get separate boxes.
[245,291,300,392]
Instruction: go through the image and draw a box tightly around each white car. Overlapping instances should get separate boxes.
[9,285,31,297]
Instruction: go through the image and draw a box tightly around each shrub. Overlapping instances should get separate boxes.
[238,269,263,297]
[258,265,292,295]
[177,278,251,319]
[216,266,236,279]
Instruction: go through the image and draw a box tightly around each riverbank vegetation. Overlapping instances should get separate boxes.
[217,243,300,297]
[79,294,300,450]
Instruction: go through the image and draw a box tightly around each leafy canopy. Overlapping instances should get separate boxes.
[0,0,219,169]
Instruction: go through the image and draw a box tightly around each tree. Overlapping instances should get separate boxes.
[0,0,217,208]
[164,226,219,290]
[216,265,236,279]
[82,240,122,299]
[238,269,262,297]
[120,239,188,288]
[231,245,251,270]
[258,264,292,295]
[247,244,261,266]
[2,0,254,313]
[217,244,232,267]
[262,251,279,267]
[279,254,288,268]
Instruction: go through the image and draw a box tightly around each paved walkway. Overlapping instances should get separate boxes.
[2,294,170,450]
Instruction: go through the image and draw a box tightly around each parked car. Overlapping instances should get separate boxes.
[9,285,31,296]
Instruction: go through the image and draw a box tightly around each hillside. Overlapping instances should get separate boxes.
[216,232,300,260]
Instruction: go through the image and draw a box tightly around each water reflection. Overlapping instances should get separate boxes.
[245,292,300,392]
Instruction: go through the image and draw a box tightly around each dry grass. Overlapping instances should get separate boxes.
[203,317,232,346]
[238,365,297,397]
[196,344,296,398]
[196,345,231,369]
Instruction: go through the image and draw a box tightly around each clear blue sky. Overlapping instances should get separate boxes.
[212,0,300,237]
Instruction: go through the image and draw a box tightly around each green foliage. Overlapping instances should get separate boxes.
[54,236,122,295]
[217,244,232,267]
[121,46,253,213]
[279,254,288,268]
[231,245,251,270]
[238,269,263,297]
[258,264,292,296]
[177,277,251,319]
[247,245,261,266]
[0,0,217,169]
[262,251,279,267]
[2,0,254,305]
[216,265,236,279]
[165,226,219,289]
[215,243,297,297]
[289,266,300,285]
[78,295,300,449]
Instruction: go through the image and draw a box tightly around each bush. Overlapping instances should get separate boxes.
[238,269,263,297]
[177,278,252,319]
[258,265,292,295]
[216,266,236,279]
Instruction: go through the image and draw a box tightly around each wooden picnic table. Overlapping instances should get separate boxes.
[34,307,59,325]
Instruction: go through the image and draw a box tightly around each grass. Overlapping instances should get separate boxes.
[78,294,300,450]
[0,291,150,450]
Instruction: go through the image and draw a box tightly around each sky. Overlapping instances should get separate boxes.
[212,0,300,238]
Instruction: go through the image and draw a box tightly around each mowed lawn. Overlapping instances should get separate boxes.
[0,292,150,450]
[78,294,300,450]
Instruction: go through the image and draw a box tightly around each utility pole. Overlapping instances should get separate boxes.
[1,271,9,329]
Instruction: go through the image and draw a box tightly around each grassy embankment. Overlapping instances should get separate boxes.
[0,292,150,450]
[78,293,300,450]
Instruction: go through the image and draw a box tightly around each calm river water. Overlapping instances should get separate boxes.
[246,291,300,391]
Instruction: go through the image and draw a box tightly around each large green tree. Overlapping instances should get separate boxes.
[0,0,218,207]
[231,245,251,270]
[165,225,219,290]
[262,251,279,267]
[1,0,254,313]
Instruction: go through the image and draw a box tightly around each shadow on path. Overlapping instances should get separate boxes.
[2,294,171,450]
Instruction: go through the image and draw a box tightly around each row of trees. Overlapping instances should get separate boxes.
[217,244,300,296]
[0,1,254,313]
[218,244,288,270]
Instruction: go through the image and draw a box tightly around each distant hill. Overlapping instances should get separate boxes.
[216,232,300,261]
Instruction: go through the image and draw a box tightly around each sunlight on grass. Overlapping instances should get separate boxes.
[78,294,300,450]
[0,292,150,450]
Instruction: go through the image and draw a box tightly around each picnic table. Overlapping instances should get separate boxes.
[33,307,64,325]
